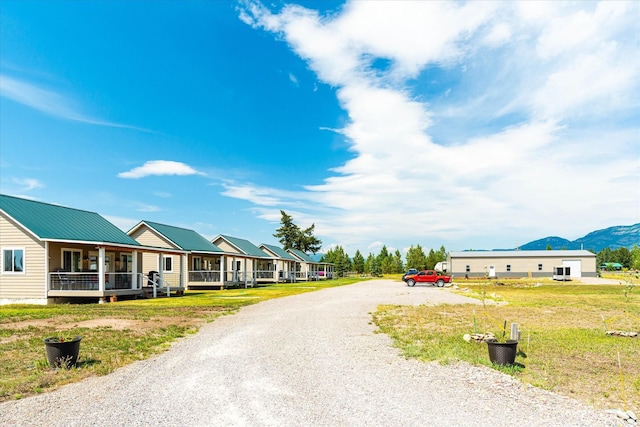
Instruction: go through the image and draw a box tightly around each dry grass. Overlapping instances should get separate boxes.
[0,278,365,401]
[373,277,639,413]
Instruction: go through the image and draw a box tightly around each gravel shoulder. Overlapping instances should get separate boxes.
[0,280,617,426]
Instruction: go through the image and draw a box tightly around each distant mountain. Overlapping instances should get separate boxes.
[518,223,640,252]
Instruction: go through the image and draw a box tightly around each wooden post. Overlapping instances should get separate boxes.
[510,323,520,341]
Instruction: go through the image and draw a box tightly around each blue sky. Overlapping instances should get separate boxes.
[1,1,639,257]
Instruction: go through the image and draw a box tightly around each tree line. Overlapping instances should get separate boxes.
[596,245,640,270]
[319,244,448,277]
[273,211,640,276]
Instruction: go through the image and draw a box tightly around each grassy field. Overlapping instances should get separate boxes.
[2,274,638,414]
[373,274,639,413]
[0,278,366,402]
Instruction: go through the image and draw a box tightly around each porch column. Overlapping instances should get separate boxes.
[98,247,106,292]
[274,260,278,283]
[232,256,237,282]
[253,259,257,285]
[132,250,138,289]
[45,241,50,294]
[243,258,248,288]
[159,253,168,297]
[219,255,225,287]
[180,254,185,288]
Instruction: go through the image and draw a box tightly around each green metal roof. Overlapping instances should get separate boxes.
[219,235,270,258]
[288,248,316,263]
[0,194,141,246]
[260,243,298,261]
[138,220,223,253]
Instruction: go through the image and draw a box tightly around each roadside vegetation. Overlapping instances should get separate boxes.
[0,278,365,402]
[373,274,639,413]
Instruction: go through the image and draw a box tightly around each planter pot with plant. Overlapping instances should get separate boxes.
[486,339,519,366]
[486,321,520,366]
[43,336,82,369]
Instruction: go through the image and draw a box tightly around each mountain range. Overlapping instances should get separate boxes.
[515,223,640,252]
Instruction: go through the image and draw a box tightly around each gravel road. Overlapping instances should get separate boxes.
[0,280,618,426]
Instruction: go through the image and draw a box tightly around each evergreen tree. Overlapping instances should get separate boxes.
[320,245,351,277]
[616,247,632,269]
[631,245,640,270]
[352,250,365,274]
[273,210,322,254]
[273,211,299,251]
[392,250,404,273]
[405,244,427,270]
[426,248,438,269]
[370,256,382,277]
[364,253,375,275]
[298,223,322,254]
[381,256,395,274]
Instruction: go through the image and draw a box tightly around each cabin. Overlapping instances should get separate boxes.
[128,220,225,290]
[211,235,276,287]
[0,194,183,304]
[287,249,334,280]
[259,243,299,282]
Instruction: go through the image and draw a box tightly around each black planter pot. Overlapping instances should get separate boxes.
[44,337,82,368]
[486,339,518,366]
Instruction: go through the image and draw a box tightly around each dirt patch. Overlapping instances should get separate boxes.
[0,318,149,345]
[2,317,143,331]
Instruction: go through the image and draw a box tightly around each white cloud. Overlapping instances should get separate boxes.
[237,1,640,253]
[11,177,44,191]
[0,74,149,131]
[118,160,204,179]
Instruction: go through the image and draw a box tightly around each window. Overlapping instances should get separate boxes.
[3,248,24,273]
[538,264,543,271]
[193,257,202,270]
[465,265,470,272]
[120,254,132,272]
[62,249,82,272]
[163,256,173,272]
[506,264,511,272]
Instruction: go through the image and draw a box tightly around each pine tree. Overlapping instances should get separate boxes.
[273,210,322,254]
[405,244,427,270]
[352,250,365,274]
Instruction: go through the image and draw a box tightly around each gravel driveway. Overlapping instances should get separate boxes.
[0,280,616,426]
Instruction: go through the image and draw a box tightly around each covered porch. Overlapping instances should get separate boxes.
[46,242,185,302]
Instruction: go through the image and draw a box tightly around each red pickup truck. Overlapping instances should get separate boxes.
[403,270,451,287]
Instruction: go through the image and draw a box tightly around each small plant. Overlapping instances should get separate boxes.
[621,275,636,303]
[44,335,81,343]
[54,355,76,370]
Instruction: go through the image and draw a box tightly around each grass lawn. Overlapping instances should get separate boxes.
[373,275,639,413]
[0,278,366,402]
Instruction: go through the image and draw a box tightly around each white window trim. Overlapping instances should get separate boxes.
[61,248,83,272]
[163,255,174,273]
[2,247,26,274]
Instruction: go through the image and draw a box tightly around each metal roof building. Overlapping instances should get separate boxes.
[448,250,597,279]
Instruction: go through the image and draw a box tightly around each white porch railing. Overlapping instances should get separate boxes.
[49,272,137,291]
[188,270,221,282]
[255,270,275,279]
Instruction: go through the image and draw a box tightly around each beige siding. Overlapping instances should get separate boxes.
[212,239,236,253]
[130,227,179,250]
[450,254,596,277]
[0,213,46,300]
[141,252,160,276]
